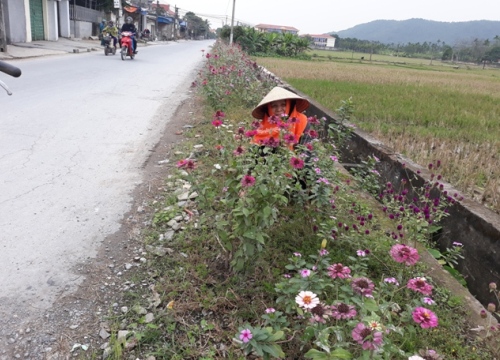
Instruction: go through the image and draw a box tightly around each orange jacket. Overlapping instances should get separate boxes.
[252,100,308,149]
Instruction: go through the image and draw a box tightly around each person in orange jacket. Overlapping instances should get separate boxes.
[251,86,312,150]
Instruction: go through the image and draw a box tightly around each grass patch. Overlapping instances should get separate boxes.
[256,57,500,213]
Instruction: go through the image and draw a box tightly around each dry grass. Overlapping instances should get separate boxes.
[256,57,500,213]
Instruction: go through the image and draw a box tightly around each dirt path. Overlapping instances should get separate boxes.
[1,88,203,360]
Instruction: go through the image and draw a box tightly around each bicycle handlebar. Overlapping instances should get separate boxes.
[0,60,22,78]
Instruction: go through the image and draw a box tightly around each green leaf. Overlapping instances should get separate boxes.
[261,344,285,358]
[427,248,442,259]
[330,348,352,359]
[244,243,255,256]
[304,349,330,359]
[363,298,379,312]
[267,330,285,342]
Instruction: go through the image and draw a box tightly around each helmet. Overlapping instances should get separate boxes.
[108,20,114,26]
[126,17,133,24]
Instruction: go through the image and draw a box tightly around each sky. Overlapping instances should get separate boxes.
[160,0,500,35]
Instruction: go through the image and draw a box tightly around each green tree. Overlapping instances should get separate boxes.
[442,45,453,60]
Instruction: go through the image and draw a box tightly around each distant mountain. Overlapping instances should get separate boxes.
[331,19,500,45]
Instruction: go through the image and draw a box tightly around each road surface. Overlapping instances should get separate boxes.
[0,40,212,337]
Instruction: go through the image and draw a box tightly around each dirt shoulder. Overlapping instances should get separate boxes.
[1,88,202,360]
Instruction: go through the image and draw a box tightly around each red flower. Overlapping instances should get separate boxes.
[214,110,225,118]
[307,116,320,125]
[241,175,256,187]
[308,129,319,138]
[290,157,305,169]
[233,146,245,156]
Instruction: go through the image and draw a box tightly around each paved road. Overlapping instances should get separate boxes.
[0,40,212,333]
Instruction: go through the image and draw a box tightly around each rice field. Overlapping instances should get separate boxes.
[255,56,500,212]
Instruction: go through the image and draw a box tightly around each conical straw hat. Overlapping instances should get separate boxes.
[251,87,310,119]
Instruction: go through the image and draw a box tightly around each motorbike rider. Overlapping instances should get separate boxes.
[120,16,138,54]
[101,20,118,48]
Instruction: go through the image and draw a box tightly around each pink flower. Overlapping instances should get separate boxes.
[331,302,357,320]
[390,244,420,266]
[176,159,195,170]
[351,322,383,350]
[293,252,302,257]
[244,130,257,137]
[317,177,330,184]
[351,277,375,297]
[327,263,351,279]
[176,159,187,168]
[423,297,436,305]
[239,328,252,343]
[384,277,399,286]
[407,277,433,296]
[241,175,256,187]
[290,157,305,169]
[412,307,438,328]
[251,120,260,129]
[330,155,339,162]
[357,249,369,257]
[283,133,297,144]
[319,249,329,256]
[265,308,275,313]
[211,119,223,127]
[300,269,311,278]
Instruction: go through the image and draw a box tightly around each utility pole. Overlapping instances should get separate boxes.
[173,5,178,41]
[229,0,235,45]
[155,0,159,39]
[0,0,8,53]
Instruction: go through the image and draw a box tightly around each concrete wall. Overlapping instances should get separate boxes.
[59,0,70,38]
[46,0,57,41]
[262,71,500,311]
[3,0,27,43]
[70,20,92,38]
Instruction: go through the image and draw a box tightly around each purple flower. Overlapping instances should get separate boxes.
[351,322,383,350]
[331,302,357,320]
[351,277,375,297]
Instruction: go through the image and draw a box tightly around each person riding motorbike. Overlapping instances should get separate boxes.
[101,20,118,49]
[120,16,138,54]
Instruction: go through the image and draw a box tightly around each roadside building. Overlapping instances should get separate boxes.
[305,34,336,49]
[254,24,299,35]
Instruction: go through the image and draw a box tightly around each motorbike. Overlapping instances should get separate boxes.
[120,31,135,60]
[0,60,22,96]
[102,33,117,56]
